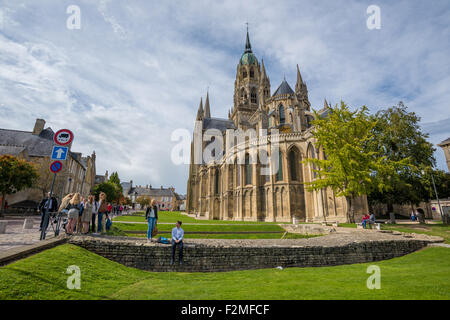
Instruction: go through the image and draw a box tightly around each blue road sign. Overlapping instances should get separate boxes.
[51,146,68,161]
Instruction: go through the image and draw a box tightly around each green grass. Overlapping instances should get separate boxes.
[1,244,449,300]
[114,211,286,225]
[111,221,310,239]
[339,222,450,244]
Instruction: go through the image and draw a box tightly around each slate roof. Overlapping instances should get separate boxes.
[203,117,236,132]
[0,145,26,156]
[95,175,107,185]
[439,137,450,146]
[128,186,176,198]
[272,79,294,97]
[0,128,54,157]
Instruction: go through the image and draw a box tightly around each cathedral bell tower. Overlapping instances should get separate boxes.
[231,29,262,127]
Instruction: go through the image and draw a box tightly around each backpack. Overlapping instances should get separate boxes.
[157,236,169,244]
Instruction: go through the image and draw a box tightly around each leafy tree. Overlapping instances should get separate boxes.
[0,155,39,216]
[108,171,123,199]
[93,181,121,204]
[367,102,437,211]
[136,195,151,209]
[303,102,409,222]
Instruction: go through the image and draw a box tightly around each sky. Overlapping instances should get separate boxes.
[0,0,449,194]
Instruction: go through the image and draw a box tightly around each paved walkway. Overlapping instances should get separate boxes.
[0,216,57,252]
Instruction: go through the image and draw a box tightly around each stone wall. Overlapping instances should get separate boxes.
[69,236,431,273]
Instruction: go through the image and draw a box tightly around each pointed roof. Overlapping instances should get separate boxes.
[296,64,303,84]
[244,27,252,53]
[261,58,269,81]
[438,137,450,146]
[204,92,211,118]
[196,97,203,120]
[273,79,294,96]
[324,98,329,109]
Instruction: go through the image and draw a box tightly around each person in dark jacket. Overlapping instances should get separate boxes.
[38,192,58,231]
[145,199,158,242]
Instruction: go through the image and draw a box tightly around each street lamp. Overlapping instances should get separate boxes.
[422,168,443,221]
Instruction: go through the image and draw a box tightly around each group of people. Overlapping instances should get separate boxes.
[361,212,376,229]
[37,191,120,235]
[145,200,184,265]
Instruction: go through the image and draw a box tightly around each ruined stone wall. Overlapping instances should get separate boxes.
[69,237,429,273]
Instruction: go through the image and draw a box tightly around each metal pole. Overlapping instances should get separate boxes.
[430,171,443,220]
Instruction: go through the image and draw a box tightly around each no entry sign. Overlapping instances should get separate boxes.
[50,160,63,173]
[54,129,74,146]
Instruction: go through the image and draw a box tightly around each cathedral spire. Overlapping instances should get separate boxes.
[204,91,211,118]
[196,97,203,120]
[296,64,303,85]
[244,24,252,53]
[324,98,330,109]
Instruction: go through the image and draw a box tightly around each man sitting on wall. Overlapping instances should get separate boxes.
[171,221,184,266]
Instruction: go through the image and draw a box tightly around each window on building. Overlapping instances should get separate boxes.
[215,171,220,195]
[289,149,298,181]
[279,105,285,125]
[250,88,257,104]
[245,154,252,185]
[237,165,240,186]
[276,151,283,181]
[250,67,254,78]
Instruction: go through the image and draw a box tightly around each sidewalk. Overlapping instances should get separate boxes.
[0,216,57,252]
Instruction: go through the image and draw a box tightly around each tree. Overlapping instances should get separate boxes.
[93,181,121,204]
[136,195,150,209]
[303,102,408,222]
[0,155,39,216]
[108,171,123,200]
[367,102,437,211]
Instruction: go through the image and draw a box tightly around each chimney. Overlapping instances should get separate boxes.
[160,186,163,189]
[32,119,45,135]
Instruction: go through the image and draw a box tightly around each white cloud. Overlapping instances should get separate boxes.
[0,0,449,194]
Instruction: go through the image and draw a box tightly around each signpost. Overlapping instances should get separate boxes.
[40,129,74,240]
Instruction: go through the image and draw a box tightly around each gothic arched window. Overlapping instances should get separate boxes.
[276,151,283,181]
[215,170,220,195]
[289,148,299,181]
[279,105,285,125]
[250,67,254,78]
[250,88,257,104]
[245,154,252,185]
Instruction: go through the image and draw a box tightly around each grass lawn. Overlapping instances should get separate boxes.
[110,222,312,239]
[339,222,450,244]
[114,211,286,225]
[0,244,449,300]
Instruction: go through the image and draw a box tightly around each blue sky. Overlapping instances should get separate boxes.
[0,0,449,194]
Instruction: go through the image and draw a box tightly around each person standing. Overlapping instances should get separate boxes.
[171,221,184,265]
[97,192,108,234]
[38,192,58,231]
[66,193,81,235]
[81,195,94,234]
[91,196,99,233]
[145,199,158,242]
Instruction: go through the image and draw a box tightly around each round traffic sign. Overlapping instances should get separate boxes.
[54,129,74,146]
[50,161,63,173]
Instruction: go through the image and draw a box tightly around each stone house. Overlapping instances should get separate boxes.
[0,119,97,208]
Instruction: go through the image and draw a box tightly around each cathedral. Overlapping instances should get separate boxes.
[186,31,367,222]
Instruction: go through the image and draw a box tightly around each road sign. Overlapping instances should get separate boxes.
[50,161,63,173]
[51,146,68,160]
[54,129,74,146]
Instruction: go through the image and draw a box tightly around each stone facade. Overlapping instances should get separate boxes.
[438,137,450,172]
[186,31,368,223]
[69,233,438,272]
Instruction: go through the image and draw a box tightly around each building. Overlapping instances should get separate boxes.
[438,137,450,172]
[0,119,97,208]
[186,31,368,222]
[121,181,179,211]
